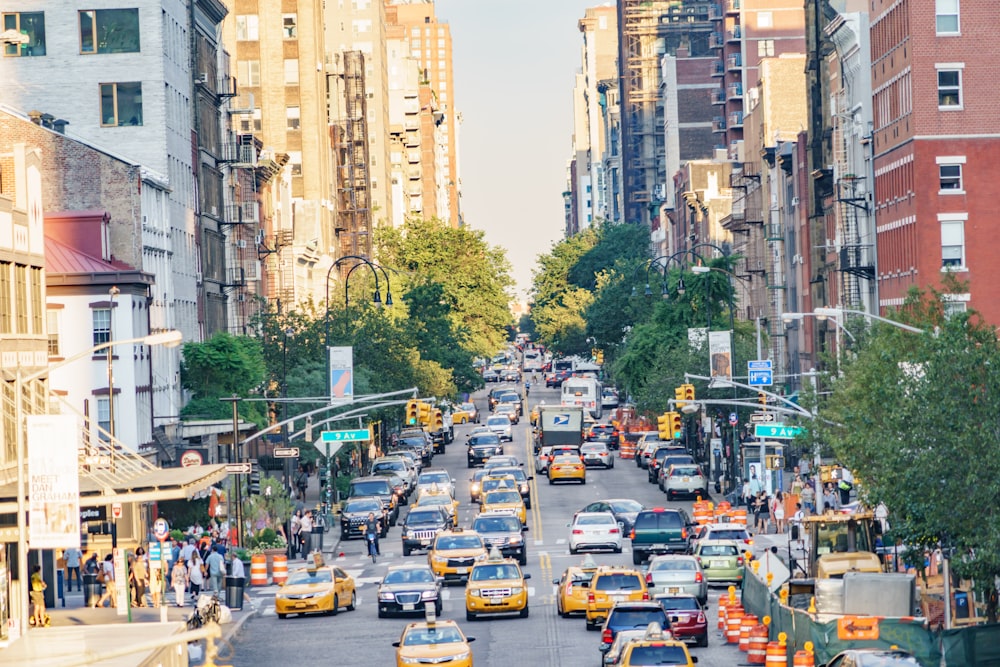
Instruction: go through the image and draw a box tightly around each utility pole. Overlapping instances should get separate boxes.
[220,395,243,548]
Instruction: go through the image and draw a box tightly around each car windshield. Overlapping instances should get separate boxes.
[470,564,521,581]
[671,466,700,477]
[482,478,514,492]
[657,596,700,611]
[700,544,739,557]
[499,394,518,402]
[399,437,426,448]
[384,568,435,585]
[419,495,451,507]
[635,512,684,529]
[372,461,404,473]
[708,530,748,541]
[487,417,509,426]
[419,472,450,485]
[553,455,580,464]
[610,500,644,513]
[651,559,697,572]
[492,468,527,481]
[474,516,520,532]
[577,514,615,526]
[352,481,390,495]
[625,645,689,665]
[286,569,333,585]
[435,535,483,550]
[592,425,614,434]
[402,626,464,646]
[407,510,443,525]
[471,435,501,446]
[595,574,644,591]
[484,491,521,504]
[610,609,668,628]
[461,403,475,411]
[344,499,381,513]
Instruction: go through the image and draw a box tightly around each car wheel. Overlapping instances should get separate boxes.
[278,613,287,619]
[633,551,644,565]
[377,608,387,619]
[614,545,622,554]
[466,611,476,622]
[697,633,708,648]
[467,460,474,469]
[581,478,586,485]
[666,490,674,501]
[331,594,339,616]
[557,599,566,618]
[519,551,527,566]
[569,544,577,555]
[609,460,614,469]
[347,591,356,611]
[340,531,349,541]
[525,499,532,510]
[520,604,529,618]
[585,618,596,631]
[548,478,554,485]
[403,545,411,557]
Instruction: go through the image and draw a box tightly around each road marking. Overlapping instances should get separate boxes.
[534,540,544,546]
[555,538,566,545]
[538,551,553,605]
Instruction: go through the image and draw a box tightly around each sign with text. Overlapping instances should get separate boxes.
[274,447,300,458]
[328,346,354,405]
[747,359,773,387]
[226,462,252,474]
[709,331,732,382]
[749,412,776,424]
[27,415,81,549]
[754,424,804,439]
[320,429,370,442]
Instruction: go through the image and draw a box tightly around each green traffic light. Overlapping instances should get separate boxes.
[408,418,416,425]
[674,431,682,438]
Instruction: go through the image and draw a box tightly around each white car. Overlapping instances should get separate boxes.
[534,446,553,474]
[486,415,513,442]
[568,512,623,554]
[415,469,456,498]
[580,442,613,469]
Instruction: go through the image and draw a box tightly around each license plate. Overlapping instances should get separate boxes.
[295,602,306,608]
[682,477,690,482]
[490,597,502,605]
[457,567,468,574]
[714,561,728,568]
[420,540,430,545]
[611,594,626,602]
[402,603,415,611]
[668,587,680,594]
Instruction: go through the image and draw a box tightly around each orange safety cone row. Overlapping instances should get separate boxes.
[739,614,759,652]
[718,586,738,630]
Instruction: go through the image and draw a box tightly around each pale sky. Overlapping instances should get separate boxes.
[437,0,603,299]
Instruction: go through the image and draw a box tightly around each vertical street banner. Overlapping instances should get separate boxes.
[27,414,81,549]
[708,331,733,382]
[328,345,354,404]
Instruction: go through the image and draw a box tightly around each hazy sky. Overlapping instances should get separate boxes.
[436,0,603,300]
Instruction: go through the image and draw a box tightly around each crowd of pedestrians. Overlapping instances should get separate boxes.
[738,463,855,536]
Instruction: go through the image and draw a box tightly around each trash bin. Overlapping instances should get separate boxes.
[311,525,324,552]
[225,576,245,611]
[82,573,101,607]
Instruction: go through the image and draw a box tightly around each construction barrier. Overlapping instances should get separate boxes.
[719,594,738,630]
[739,614,759,652]
[748,624,769,665]
[730,508,748,526]
[765,638,787,667]
[250,554,267,587]
[272,554,288,585]
[693,500,714,525]
[726,605,745,644]
[619,441,636,460]
[793,649,815,667]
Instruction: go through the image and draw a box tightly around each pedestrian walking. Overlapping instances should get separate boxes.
[300,510,314,556]
[753,492,770,534]
[63,546,82,592]
[800,482,816,513]
[205,546,225,594]
[290,510,303,559]
[296,466,309,501]
[751,492,765,534]
[772,491,786,534]
[740,478,752,508]
[171,558,188,607]
[96,555,115,608]
[822,484,839,512]
[188,553,204,600]
[791,502,805,539]
[30,565,47,627]
[132,547,148,606]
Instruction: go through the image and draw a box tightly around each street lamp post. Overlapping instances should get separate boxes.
[219,395,243,549]
[10,330,182,636]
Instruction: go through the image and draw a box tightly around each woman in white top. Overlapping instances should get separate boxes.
[188,553,204,600]
[772,491,786,534]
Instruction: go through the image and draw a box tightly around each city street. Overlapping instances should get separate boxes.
[231,384,746,666]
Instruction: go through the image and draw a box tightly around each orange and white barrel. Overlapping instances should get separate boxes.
[693,501,714,525]
[793,650,815,667]
[739,614,758,652]
[726,605,745,644]
[765,639,786,667]
[620,441,636,460]
[250,554,267,587]
[748,624,769,665]
[731,508,749,526]
[272,554,288,585]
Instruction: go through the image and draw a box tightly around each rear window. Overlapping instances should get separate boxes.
[351,480,390,495]
[407,510,444,525]
[625,645,689,665]
[699,544,739,557]
[664,456,695,467]
[657,596,700,611]
[635,512,684,530]
[577,514,616,526]
[609,609,668,629]
[651,559,697,572]
[671,466,700,477]
[708,530,747,541]
[594,574,644,591]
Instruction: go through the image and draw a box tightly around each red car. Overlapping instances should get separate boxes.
[654,593,708,647]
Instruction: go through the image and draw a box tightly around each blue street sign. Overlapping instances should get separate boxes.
[754,424,804,439]
[320,428,371,442]
[729,412,738,426]
[747,359,773,386]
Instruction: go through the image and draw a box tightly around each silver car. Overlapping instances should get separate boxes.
[662,463,709,500]
[645,555,707,604]
[581,442,614,469]
[535,446,553,473]
[486,415,513,442]
[415,468,456,498]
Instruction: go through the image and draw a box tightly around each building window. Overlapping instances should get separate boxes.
[47,310,60,356]
[284,59,299,85]
[288,151,302,176]
[938,164,963,192]
[412,49,421,58]
[30,267,42,334]
[3,12,46,57]
[282,14,297,39]
[942,299,967,318]
[940,215,966,270]
[758,39,774,57]
[100,82,143,126]
[0,262,10,333]
[236,15,259,41]
[286,106,300,130]
[79,9,140,54]
[239,108,261,133]
[936,67,962,108]
[936,0,960,35]
[237,60,260,87]
[13,265,27,334]
[92,308,111,345]
[757,11,773,28]
[96,397,112,441]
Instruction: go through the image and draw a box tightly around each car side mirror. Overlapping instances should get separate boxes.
[691,658,698,664]
[466,637,476,643]
[552,579,560,585]
[522,525,529,532]
[523,573,531,579]
[527,476,534,481]
[392,642,401,648]
[599,644,611,653]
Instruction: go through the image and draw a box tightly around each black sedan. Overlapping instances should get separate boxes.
[339,496,388,540]
[400,506,451,556]
[376,563,442,618]
[467,433,504,468]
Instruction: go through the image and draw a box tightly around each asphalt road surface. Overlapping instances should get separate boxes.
[230,383,747,666]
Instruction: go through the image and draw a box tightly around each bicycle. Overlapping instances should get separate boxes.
[366,532,378,564]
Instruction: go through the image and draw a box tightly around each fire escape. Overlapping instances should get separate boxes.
[832,116,874,310]
[725,162,766,321]
[334,51,372,263]
[217,130,261,334]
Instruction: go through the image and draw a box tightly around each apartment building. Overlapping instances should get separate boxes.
[870,0,999,322]
[570,72,592,233]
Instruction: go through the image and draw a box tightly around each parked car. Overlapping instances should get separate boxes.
[568,512,623,554]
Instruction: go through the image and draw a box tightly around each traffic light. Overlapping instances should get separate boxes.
[249,461,261,495]
[681,383,695,403]
[596,350,604,364]
[765,454,784,470]
[406,400,419,425]
[432,408,444,431]
[758,392,767,406]
[657,413,672,440]
[674,386,687,408]
[668,412,683,439]
[305,416,313,441]
[418,401,433,425]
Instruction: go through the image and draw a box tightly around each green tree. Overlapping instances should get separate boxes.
[180,332,268,425]
[815,286,1000,619]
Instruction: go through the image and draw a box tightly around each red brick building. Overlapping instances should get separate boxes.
[871,0,1000,321]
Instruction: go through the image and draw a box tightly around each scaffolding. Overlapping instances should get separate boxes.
[334,51,373,263]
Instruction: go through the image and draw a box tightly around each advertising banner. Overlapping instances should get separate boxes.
[708,330,732,382]
[27,414,81,549]
[328,346,354,404]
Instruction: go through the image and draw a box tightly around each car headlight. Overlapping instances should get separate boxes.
[433,555,447,563]
[519,484,528,492]
[400,657,421,665]
[379,591,395,601]
[452,652,471,661]
[420,590,437,599]
[510,536,522,545]
[510,587,524,595]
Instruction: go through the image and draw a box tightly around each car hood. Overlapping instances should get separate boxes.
[398,644,469,661]
[379,582,438,595]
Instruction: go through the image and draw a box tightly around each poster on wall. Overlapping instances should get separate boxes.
[708,331,733,382]
[27,414,81,549]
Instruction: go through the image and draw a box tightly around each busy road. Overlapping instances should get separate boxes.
[231,382,746,666]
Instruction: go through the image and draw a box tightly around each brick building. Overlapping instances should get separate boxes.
[871,0,999,321]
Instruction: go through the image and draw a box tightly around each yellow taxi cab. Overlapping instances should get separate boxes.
[275,560,356,619]
[465,546,531,621]
[413,487,460,527]
[554,554,599,617]
[585,566,649,629]
[393,607,476,667]
[428,528,489,583]
[479,488,527,526]
[548,453,587,485]
[618,622,696,667]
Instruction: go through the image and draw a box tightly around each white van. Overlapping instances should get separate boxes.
[561,377,603,420]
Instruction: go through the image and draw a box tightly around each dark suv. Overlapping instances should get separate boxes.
[471,513,526,565]
[348,476,399,526]
[630,508,693,565]
[339,495,389,540]
[647,446,687,483]
[598,602,670,655]
[467,433,504,468]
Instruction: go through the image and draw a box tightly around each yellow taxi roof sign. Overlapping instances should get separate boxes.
[643,622,666,640]
[488,545,503,561]
[581,554,598,569]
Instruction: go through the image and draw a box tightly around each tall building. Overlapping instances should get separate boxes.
[870,0,999,322]
[577,5,618,227]
[569,72,592,232]
[598,79,623,224]
[389,0,461,226]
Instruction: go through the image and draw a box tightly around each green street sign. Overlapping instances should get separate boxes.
[320,428,371,442]
[754,424,804,439]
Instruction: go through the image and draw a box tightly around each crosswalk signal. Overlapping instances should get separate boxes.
[406,400,419,425]
[418,401,433,425]
[432,408,444,431]
[682,383,695,402]
[765,454,784,470]
[668,412,683,440]
[674,386,687,408]
[657,413,671,440]
[249,461,261,495]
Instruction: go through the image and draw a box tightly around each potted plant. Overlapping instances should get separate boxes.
[243,475,293,573]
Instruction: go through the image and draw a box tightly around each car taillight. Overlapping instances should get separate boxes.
[588,592,595,603]
[609,528,619,534]
[566,583,573,593]
[629,529,635,539]
[694,572,703,583]
[642,592,649,600]
[572,529,583,535]
[697,612,706,623]
[602,629,613,644]
[737,556,744,566]
[645,573,653,584]
[681,528,688,539]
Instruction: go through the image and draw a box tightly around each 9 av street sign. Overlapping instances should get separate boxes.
[754,424,804,439]
[320,428,371,442]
